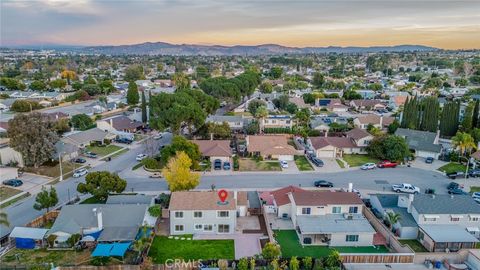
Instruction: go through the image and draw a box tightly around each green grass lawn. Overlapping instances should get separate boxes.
[102,148,129,160]
[470,186,480,193]
[438,162,467,174]
[0,186,22,201]
[399,239,428,252]
[148,236,234,263]
[342,154,379,167]
[1,248,91,267]
[294,156,314,171]
[0,193,30,209]
[336,159,345,168]
[274,230,388,258]
[239,158,281,171]
[86,145,123,157]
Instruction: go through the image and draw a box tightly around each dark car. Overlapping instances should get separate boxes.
[469,169,480,178]
[372,208,383,219]
[2,179,23,187]
[84,152,98,158]
[74,158,87,164]
[447,182,460,190]
[311,157,324,167]
[448,188,468,195]
[214,159,222,170]
[446,171,465,179]
[314,180,333,187]
[115,138,133,144]
[425,157,434,164]
[223,161,231,170]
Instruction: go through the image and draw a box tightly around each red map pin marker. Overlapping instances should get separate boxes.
[218,189,228,203]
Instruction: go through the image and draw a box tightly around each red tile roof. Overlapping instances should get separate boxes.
[310,137,357,150]
[271,186,306,206]
[292,190,363,206]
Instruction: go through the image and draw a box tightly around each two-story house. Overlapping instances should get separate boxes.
[271,186,376,247]
[262,115,295,129]
[169,191,248,235]
[205,115,250,131]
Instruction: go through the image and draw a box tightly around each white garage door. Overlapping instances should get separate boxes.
[277,155,294,161]
[316,150,335,158]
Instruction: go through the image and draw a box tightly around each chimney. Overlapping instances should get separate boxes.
[97,209,103,230]
[407,194,414,213]
[348,183,353,192]
[324,130,328,137]
[380,116,383,127]
[109,118,113,127]
[234,191,238,203]
[210,133,214,141]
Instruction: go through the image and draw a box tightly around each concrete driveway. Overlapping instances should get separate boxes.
[281,161,299,173]
[17,173,52,194]
[194,233,263,259]
[411,157,447,171]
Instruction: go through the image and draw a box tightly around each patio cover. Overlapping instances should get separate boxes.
[91,242,131,257]
[420,225,480,243]
[10,227,49,240]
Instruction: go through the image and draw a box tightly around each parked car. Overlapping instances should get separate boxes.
[425,157,434,164]
[2,179,23,187]
[314,180,334,187]
[149,172,162,178]
[280,160,289,169]
[447,182,461,190]
[448,188,468,195]
[84,152,98,158]
[74,158,87,164]
[446,171,466,179]
[73,168,88,178]
[372,208,383,219]
[377,160,397,168]
[471,192,480,200]
[392,183,420,194]
[214,159,222,170]
[116,138,133,144]
[469,169,480,178]
[361,163,376,170]
[136,154,147,161]
[311,157,324,167]
[223,161,231,170]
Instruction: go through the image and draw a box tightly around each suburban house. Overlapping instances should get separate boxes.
[97,115,144,134]
[9,227,49,249]
[309,136,360,158]
[395,128,442,159]
[310,116,349,132]
[355,89,376,99]
[46,204,153,247]
[289,97,310,109]
[370,193,480,252]
[262,115,295,129]
[326,99,349,112]
[62,128,116,149]
[246,135,298,161]
[349,99,387,111]
[353,114,395,129]
[169,191,248,235]
[205,115,250,131]
[191,140,232,164]
[271,186,376,247]
[345,128,374,149]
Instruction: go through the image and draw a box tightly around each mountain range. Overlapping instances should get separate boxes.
[79,42,438,55]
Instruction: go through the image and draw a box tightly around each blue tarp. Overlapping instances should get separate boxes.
[15,238,35,249]
[91,242,131,257]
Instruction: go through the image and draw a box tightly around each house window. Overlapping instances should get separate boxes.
[470,216,479,222]
[203,224,213,231]
[194,224,203,230]
[302,208,311,215]
[450,217,460,222]
[424,217,437,222]
[174,225,184,232]
[332,207,341,214]
[194,211,203,218]
[349,207,358,214]
[217,211,229,218]
[218,224,230,233]
[345,235,359,242]
[174,211,184,218]
[272,120,276,124]
[286,120,291,124]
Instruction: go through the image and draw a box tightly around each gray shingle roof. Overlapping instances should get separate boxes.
[106,194,153,205]
[420,225,479,243]
[389,207,417,227]
[371,194,399,208]
[297,214,375,234]
[395,128,442,153]
[412,194,480,215]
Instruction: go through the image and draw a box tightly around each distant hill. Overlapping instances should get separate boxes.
[80,42,439,55]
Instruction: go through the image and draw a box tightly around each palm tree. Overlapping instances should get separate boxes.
[0,212,9,227]
[312,91,324,107]
[452,132,477,156]
[254,105,268,133]
[386,212,402,229]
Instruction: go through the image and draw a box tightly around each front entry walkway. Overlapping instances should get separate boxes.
[194,233,264,259]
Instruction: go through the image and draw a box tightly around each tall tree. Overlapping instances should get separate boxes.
[71,113,94,130]
[462,102,475,132]
[440,101,460,137]
[127,81,140,105]
[33,186,58,214]
[451,132,476,156]
[141,91,147,123]
[162,151,200,192]
[8,113,59,168]
[473,100,480,128]
[312,72,325,88]
[77,171,127,201]
[173,73,190,91]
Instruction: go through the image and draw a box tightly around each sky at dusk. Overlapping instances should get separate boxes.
[1,0,479,49]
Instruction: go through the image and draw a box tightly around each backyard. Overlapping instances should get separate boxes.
[438,162,467,174]
[1,248,91,267]
[294,156,314,171]
[86,144,123,157]
[342,154,380,167]
[274,230,389,258]
[399,239,428,252]
[148,236,234,263]
[238,158,281,171]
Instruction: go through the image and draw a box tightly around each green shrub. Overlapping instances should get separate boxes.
[143,157,161,169]
[148,205,162,217]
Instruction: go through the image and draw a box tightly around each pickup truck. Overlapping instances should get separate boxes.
[392,183,420,194]
[446,171,465,179]
[377,160,398,168]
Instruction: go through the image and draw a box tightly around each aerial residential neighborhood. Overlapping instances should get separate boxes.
[1,1,480,270]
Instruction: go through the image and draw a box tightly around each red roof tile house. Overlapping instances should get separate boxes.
[309,136,361,158]
[349,99,387,111]
[246,135,299,161]
[97,115,144,134]
[353,114,394,130]
[191,140,232,163]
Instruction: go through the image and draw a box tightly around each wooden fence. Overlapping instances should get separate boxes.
[25,210,60,228]
[341,253,415,264]
[262,205,275,243]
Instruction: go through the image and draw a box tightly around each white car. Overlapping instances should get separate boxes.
[361,163,376,170]
[136,154,147,161]
[73,168,88,178]
[392,183,420,194]
[472,192,480,200]
[280,160,289,169]
[153,134,163,140]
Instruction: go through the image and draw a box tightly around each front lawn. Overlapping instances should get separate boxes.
[1,248,91,267]
[274,230,388,258]
[438,162,467,174]
[148,236,234,263]
[0,186,22,201]
[23,161,78,178]
[238,158,281,171]
[342,154,380,167]
[86,144,123,157]
[470,186,480,193]
[399,239,428,252]
[336,159,345,168]
[294,156,314,171]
